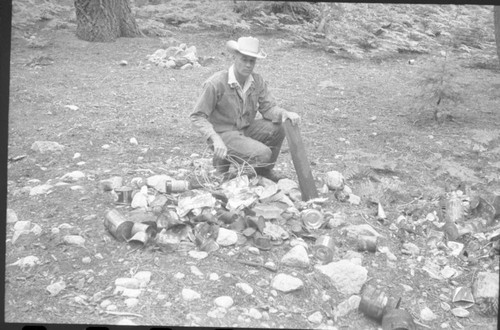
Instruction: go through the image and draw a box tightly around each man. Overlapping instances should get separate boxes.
[190,36,301,182]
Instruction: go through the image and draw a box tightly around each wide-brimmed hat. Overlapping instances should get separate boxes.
[226,36,267,59]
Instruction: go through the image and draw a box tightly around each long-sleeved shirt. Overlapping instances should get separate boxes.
[190,66,285,141]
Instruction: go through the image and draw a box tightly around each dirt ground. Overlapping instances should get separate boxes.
[5,3,500,330]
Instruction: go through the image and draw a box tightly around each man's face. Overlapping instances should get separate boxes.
[234,53,257,79]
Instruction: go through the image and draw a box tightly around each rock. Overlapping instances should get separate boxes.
[325,171,345,190]
[207,307,227,319]
[402,242,420,255]
[14,220,31,231]
[190,266,204,277]
[307,311,323,324]
[63,235,85,246]
[277,178,299,194]
[82,257,91,264]
[450,307,469,318]
[31,141,64,153]
[8,255,40,268]
[348,194,361,205]
[289,238,309,250]
[473,272,499,300]
[247,308,262,320]
[209,273,219,281]
[146,174,172,193]
[121,288,141,298]
[133,271,152,287]
[29,184,53,196]
[46,280,66,296]
[60,171,85,182]
[247,246,260,255]
[271,273,304,293]
[236,282,254,295]
[174,272,185,280]
[216,228,238,246]
[131,186,149,209]
[280,245,310,268]
[124,298,139,308]
[214,296,233,309]
[30,224,42,235]
[188,250,208,259]
[420,307,437,321]
[315,260,368,295]
[342,224,382,238]
[182,288,201,301]
[334,295,361,318]
[7,209,18,224]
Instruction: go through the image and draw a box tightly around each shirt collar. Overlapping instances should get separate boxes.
[228,65,254,93]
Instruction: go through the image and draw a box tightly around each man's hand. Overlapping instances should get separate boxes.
[211,135,228,159]
[282,111,301,126]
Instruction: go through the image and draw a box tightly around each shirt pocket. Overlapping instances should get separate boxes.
[218,89,241,118]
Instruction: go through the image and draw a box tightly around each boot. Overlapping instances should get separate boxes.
[213,157,231,177]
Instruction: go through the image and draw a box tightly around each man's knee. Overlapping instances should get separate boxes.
[253,146,272,164]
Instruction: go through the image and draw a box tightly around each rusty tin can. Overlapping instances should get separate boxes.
[357,235,377,252]
[359,285,389,322]
[104,209,134,242]
[301,209,324,230]
[314,235,336,263]
[166,179,190,193]
[114,186,133,205]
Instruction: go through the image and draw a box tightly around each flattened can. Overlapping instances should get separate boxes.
[382,308,416,330]
[359,285,389,322]
[114,186,133,205]
[314,235,336,263]
[301,209,324,230]
[104,209,134,242]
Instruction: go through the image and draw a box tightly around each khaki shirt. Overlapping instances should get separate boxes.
[190,67,285,141]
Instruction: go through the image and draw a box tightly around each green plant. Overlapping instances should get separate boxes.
[414,53,466,123]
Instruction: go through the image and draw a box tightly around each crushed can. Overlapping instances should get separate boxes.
[301,209,324,230]
[114,186,133,205]
[359,285,389,322]
[381,308,416,330]
[166,179,190,193]
[104,209,134,242]
[314,235,336,263]
[357,235,377,252]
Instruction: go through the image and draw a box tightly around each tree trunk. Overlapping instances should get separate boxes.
[495,6,500,65]
[74,0,141,42]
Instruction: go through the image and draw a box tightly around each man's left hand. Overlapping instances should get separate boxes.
[282,111,301,125]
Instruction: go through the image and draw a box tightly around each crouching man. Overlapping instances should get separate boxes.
[189,36,301,182]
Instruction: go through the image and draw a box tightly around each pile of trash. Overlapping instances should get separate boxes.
[146,43,201,70]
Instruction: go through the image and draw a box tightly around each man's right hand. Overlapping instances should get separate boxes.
[211,135,228,159]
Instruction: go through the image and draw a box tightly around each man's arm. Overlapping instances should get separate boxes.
[257,76,300,125]
[190,81,228,159]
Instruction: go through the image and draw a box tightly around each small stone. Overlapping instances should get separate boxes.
[307,311,323,324]
[420,307,437,321]
[46,281,66,296]
[174,272,185,280]
[214,296,233,309]
[51,228,60,235]
[31,141,64,153]
[116,319,136,326]
[207,307,227,319]
[248,308,262,320]
[120,60,128,66]
[60,171,85,183]
[73,152,81,159]
[216,228,238,246]
[124,298,139,308]
[121,288,141,298]
[95,253,103,260]
[348,194,361,205]
[209,273,219,281]
[115,278,140,289]
[325,171,344,190]
[271,273,304,293]
[133,271,152,287]
[63,235,85,246]
[182,288,201,301]
[129,137,138,145]
[281,245,310,268]
[473,272,499,299]
[236,282,254,295]
[7,209,18,224]
[401,284,413,292]
[188,251,208,260]
[29,184,53,196]
[14,220,32,231]
[247,246,260,255]
[315,260,368,295]
[106,304,117,311]
[190,266,204,277]
[82,257,91,264]
[402,242,420,255]
[451,307,469,318]
[100,300,112,308]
